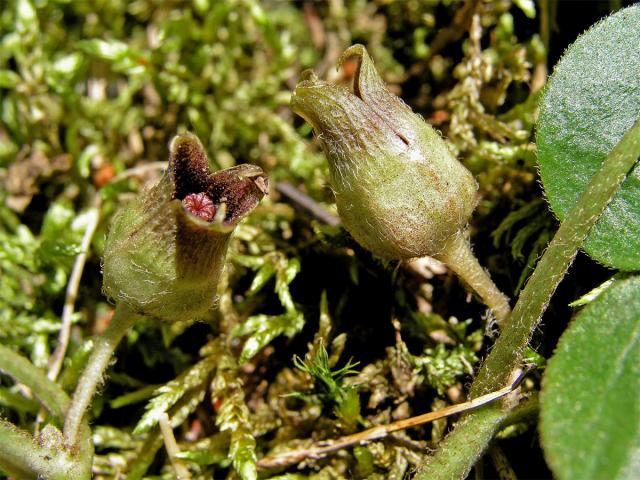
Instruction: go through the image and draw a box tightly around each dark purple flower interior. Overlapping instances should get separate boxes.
[169,134,268,225]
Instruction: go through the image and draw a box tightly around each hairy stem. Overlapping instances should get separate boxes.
[63,304,140,449]
[435,230,511,328]
[416,120,640,480]
[0,419,85,480]
[0,346,93,479]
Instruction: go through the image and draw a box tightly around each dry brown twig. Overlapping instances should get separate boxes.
[159,413,192,480]
[257,368,531,470]
[47,194,102,381]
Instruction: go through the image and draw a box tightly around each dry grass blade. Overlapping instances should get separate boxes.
[258,368,530,469]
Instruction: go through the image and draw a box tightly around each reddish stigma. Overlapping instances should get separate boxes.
[182,192,217,222]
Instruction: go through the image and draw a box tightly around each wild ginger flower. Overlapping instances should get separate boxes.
[291,44,477,260]
[291,45,510,325]
[63,133,270,449]
[102,133,268,322]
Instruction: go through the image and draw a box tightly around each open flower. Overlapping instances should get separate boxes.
[291,44,477,260]
[102,133,268,322]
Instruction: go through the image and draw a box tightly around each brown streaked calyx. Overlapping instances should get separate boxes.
[291,45,511,327]
[102,132,268,322]
[291,44,477,261]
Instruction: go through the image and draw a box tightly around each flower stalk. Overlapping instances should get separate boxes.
[435,231,511,327]
[0,344,93,479]
[63,303,140,449]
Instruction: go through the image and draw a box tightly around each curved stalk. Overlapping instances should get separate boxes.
[416,120,640,480]
[434,230,511,328]
[63,304,140,449]
[0,344,69,420]
[159,413,192,480]
[0,419,88,480]
[0,345,93,479]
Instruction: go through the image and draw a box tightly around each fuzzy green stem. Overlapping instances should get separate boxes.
[0,346,93,479]
[499,392,539,429]
[416,120,640,480]
[435,230,511,328]
[0,419,84,480]
[63,304,140,449]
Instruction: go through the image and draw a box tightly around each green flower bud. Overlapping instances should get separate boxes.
[102,133,268,322]
[291,44,477,260]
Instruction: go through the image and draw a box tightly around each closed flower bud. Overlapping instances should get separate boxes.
[292,45,511,326]
[102,133,268,322]
[291,44,477,260]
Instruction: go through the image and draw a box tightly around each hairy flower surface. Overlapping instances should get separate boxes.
[291,45,477,260]
[102,133,268,322]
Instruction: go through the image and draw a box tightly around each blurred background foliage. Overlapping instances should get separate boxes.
[0,0,628,478]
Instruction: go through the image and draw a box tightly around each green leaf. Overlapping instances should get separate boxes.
[568,277,615,307]
[537,6,640,270]
[241,252,300,313]
[0,387,39,415]
[47,53,86,93]
[109,384,159,409]
[275,257,300,313]
[76,38,130,61]
[246,260,276,295]
[540,275,640,480]
[0,70,21,89]
[0,344,69,420]
[91,425,137,450]
[413,344,478,396]
[212,353,257,480]
[51,53,84,76]
[134,353,219,434]
[233,312,305,364]
[230,430,257,480]
[176,432,230,467]
[76,39,149,75]
[513,0,535,19]
[15,0,38,36]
